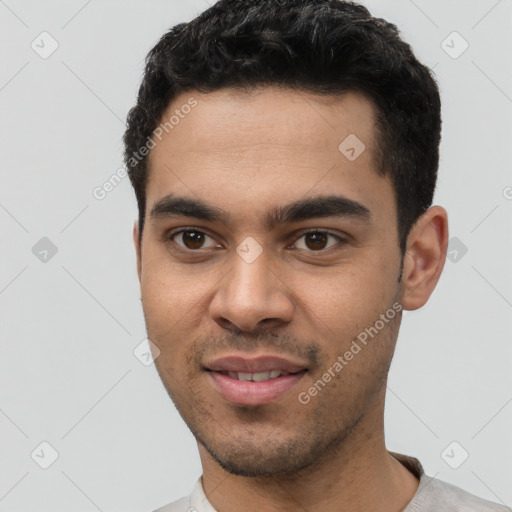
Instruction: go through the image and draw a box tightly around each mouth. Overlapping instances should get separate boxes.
[204,354,309,406]
[217,369,301,382]
[204,354,309,374]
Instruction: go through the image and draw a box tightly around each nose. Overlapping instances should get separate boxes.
[209,248,294,333]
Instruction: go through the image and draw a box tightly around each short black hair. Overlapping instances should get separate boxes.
[123,0,441,253]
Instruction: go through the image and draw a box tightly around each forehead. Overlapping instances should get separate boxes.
[148,86,378,167]
[145,86,394,229]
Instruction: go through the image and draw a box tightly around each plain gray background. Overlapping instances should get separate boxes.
[0,1,511,511]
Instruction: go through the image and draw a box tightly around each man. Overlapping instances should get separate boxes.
[123,1,509,511]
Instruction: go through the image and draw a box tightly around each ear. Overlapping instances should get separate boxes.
[400,205,449,311]
[133,220,142,283]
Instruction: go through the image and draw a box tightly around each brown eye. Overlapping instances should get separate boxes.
[293,231,343,251]
[170,230,219,250]
[181,231,205,249]
[304,232,328,250]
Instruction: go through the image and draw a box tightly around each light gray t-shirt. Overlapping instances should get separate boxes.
[153,453,510,512]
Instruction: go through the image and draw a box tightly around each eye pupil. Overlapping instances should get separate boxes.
[183,231,205,249]
[305,232,328,250]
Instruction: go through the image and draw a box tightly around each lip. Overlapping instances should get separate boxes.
[204,353,309,406]
[207,370,307,406]
[204,354,309,373]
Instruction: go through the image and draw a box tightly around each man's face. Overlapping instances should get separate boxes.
[136,87,405,477]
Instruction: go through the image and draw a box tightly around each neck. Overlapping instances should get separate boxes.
[198,391,419,512]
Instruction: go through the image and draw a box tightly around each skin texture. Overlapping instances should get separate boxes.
[133,87,448,512]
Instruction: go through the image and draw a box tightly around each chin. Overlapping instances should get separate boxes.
[198,434,325,478]
[212,452,313,477]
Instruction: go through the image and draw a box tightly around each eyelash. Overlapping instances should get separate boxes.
[165,227,347,254]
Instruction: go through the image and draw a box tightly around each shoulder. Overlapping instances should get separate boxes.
[410,475,511,512]
[390,453,509,512]
[151,476,206,512]
[152,496,190,512]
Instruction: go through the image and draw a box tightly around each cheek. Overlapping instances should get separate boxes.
[139,256,226,372]
[140,253,205,319]
[293,260,396,332]
[139,267,195,357]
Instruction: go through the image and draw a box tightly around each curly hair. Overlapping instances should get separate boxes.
[123,0,441,252]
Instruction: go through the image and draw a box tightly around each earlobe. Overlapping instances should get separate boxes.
[401,206,449,311]
[133,220,142,283]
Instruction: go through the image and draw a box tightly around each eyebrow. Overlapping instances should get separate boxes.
[149,194,371,229]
